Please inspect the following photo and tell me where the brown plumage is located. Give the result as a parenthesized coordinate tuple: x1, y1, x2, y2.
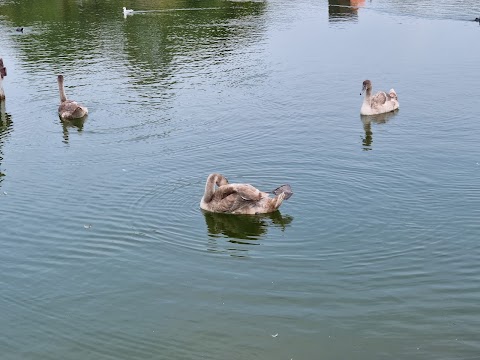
(362, 80, 392, 105)
(360, 79, 399, 115)
(200, 173, 292, 215)
(57, 75, 88, 120)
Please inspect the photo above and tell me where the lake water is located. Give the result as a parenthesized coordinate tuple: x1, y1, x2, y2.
(1, 0, 480, 359)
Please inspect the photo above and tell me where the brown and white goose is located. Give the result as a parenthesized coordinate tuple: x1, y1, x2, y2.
(57, 75, 88, 120)
(360, 79, 399, 115)
(200, 173, 292, 215)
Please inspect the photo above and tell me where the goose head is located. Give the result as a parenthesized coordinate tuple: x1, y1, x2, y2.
(360, 79, 372, 95)
(208, 173, 229, 189)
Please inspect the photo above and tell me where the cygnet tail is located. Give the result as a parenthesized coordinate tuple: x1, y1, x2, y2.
(272, 184, 293, 200)
(389, 88, 397, 100)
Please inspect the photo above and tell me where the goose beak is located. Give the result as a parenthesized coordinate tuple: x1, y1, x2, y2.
(360, 85, 366, 95)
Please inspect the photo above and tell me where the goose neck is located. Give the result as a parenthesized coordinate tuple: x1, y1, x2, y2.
(58, 76, 67, 102)
(203, 174, 218, 203)
(363, 88, 372, 103)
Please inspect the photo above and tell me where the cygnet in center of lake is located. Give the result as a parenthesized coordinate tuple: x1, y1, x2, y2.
(360, 79, 399, 115)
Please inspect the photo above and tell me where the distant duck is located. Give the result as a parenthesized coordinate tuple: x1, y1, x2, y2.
(200, 173, 292, 215)
(16, 27, 23, 32)
(360, 79, 399, 115)
(123, 7, 134, 15)
(57, 75, 88, 120)
(475, 17, 480, 22)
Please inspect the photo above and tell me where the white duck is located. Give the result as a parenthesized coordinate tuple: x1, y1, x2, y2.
(57, 75, 88, 120)
(123, 7, 134, 16)
(360, 79, 399, 115)
(200, 173, 293, 215)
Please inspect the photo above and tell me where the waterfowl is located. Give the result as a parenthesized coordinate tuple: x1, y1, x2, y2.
(123, 7, 134, 15)
(57, 75, 88, 120)
(0, 58, 6, 101)
(475, 18, 480, 22)
(16, 27, 23, 32)
(360, 79, 399, 115)
(200, 173, 293, 215)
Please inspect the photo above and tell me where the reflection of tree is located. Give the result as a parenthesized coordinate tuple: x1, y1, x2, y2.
(59, 117, 86, 145)
(122, 0, 267, 85)
(0, 101, 13, 186)
(328, 0, 365, 22)
(2, 0, 112, 65)
(360, 110, 398, 150)
(2, 0, 267, 82)
(202, 210, 293, 242)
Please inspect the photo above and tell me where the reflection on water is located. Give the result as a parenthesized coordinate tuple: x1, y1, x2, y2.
(360, 110, 398, 150)
(203, 210, 293, 258)
(121, 1, 267, 87)
(329, 0, 365, 22)
(202, 210, 293, 241)
(2, 0, 267, 87)
(59, 117, 86, 144)
(368, 0, 480, 21)
(0, 101, 13, 186)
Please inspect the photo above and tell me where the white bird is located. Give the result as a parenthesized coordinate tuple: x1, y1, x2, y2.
(123, 7, 134, 16)
(360, 79, 399, 115)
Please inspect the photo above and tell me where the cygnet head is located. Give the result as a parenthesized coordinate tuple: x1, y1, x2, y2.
(360, 79, 372, 95)
(216, 176, 228, 187)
